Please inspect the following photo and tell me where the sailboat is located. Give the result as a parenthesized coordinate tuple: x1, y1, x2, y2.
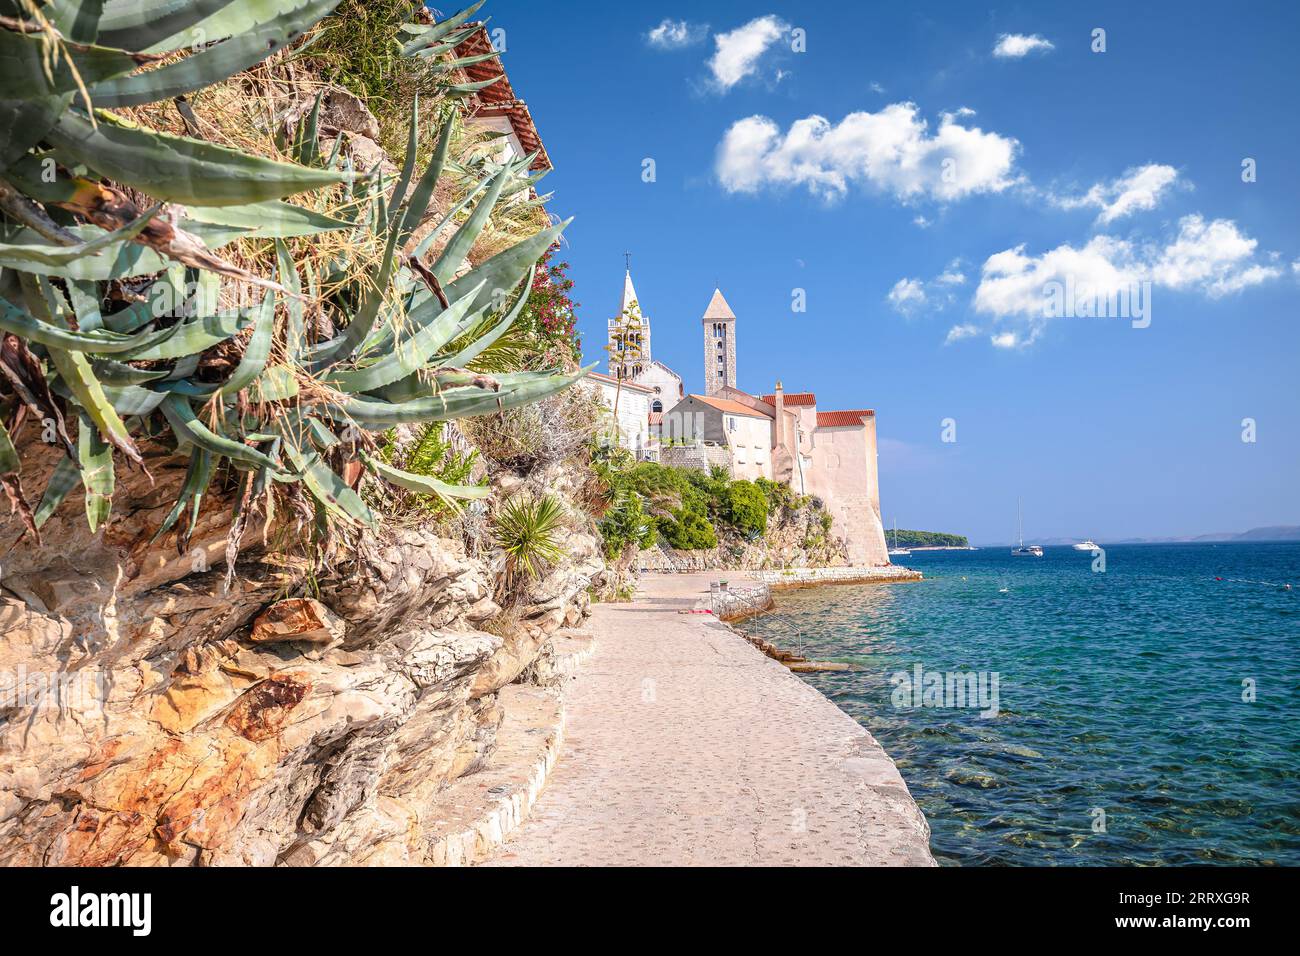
(1012, 498, 1043, 556)
(888, 518, 911, 558)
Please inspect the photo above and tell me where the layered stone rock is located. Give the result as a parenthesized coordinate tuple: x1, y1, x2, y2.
(0, 438, 604, 866)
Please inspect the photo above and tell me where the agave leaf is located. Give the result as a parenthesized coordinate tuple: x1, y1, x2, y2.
(160, 394, 284, 472)
(0, 295, 184, 354)
(362, 450, 488, 503)
(101, 382, 169, 416)
(273, 240, 306, 358)
(89, 0, 341, 107)
(327, 366, 591, 427)
(251, 364, 299, 401)
(326, 280, 485, 394)
(96, 0, 237, 51)
(163, 0, 335, 53)
(0, 417, 18, 474)
(427, 169, 510, 286)
(436, 217, 569, 321)
(151, 447, 213, 544)
(118, 307, 254, 360)
(33, 455, 81, 529)
(0, 28, 143, 100)
(47, 346, 142, 463)
(421, 50, 499, 72)
(0, 94, 70, 173)
(47, 1, 108, 44)
(445, 76, 504, 95)
(400, 0, 485, 54)
(90, 358, 169, 386)
(0, 221, 247, 280)
(388, 95, 420, 225)
(47, 110, 349, 207)
(183, 199, 350, 237)
(218, 291, 274, 396)
(281, 438, 376, 529)
(307, 202, 403, 367)
(77, 411, 114, 532)
(397, 113, 454, 243)
(437, 273, 530, 369)
(0, 204, 160, 266)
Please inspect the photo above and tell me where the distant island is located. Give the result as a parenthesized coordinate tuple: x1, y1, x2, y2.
(976, 525, 1300, 547)
(891, 529, 970, 548)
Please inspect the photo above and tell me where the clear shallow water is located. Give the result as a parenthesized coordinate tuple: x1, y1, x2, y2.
(756, 543, 1300, 865)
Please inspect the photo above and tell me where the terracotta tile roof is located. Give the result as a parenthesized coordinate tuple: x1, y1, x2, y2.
(587, 371, 654, 393)
(687, 394, 772, 418)
(647, 412, 663, 425)
(453, 25, 551, 172)
(760, 392, 817, 407)
(816, 409, 875, 427)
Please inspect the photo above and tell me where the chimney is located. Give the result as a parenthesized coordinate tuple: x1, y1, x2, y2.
(773, 380, 786, 452)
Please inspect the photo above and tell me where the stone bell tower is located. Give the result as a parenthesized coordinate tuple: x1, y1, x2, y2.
(702, 288, 736, 396)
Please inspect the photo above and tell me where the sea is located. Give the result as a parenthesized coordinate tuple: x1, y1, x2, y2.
(754, 542, 1300, 865)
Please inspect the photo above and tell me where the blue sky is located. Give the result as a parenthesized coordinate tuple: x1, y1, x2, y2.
(481, 0, 1299, 542)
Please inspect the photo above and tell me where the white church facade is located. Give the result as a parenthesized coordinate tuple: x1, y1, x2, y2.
(595, 268, 890, 566)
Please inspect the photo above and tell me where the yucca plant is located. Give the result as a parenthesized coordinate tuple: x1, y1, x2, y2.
(0, 0, 589, 553)
(493, 493, 565, 590)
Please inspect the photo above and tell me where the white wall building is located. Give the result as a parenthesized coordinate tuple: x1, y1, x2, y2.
(584, 372, 653, 453)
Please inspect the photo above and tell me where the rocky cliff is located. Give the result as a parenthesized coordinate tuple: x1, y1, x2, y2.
(0, 436, 605, 866)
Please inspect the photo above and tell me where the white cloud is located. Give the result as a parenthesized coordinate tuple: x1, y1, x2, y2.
(888, 277, 928, 314)
(647, 19, 708, 49)
(993, 33, 1055, 58)
(944, 324, 979, 344)
(1052, 164, 1181, 225)
(913, 215, 932, 228)
(1151, 214, 1279, 295)
(890, 261, 968, 317)
(716, 102, 1020, 202)
(708, 15, 788, 90)
(967, 215, 1282, 343)
(936, 262, 967, 286)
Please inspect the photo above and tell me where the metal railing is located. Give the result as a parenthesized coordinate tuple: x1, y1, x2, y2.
(709, 583, 805, 657)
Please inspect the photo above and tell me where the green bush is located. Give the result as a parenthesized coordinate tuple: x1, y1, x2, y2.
(659, 507, 718, 550)
(723, 481, 768, 536)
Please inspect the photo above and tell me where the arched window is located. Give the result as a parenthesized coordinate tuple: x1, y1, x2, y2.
(651, 399, 663, 413)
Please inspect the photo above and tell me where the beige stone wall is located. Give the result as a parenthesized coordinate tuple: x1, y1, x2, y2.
(724, 412, 772, 481)
(703, 320, 736, 395)
(808, 421, 889, 566)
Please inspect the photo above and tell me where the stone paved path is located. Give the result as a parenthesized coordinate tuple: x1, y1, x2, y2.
(484, 573, 934, 866)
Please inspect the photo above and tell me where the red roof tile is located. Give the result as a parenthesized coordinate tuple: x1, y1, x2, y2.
(452, 25, 551, 172)
(648, 412, 663, 425)
(761, 392, 817, 407)
(816, 409, 874, 427)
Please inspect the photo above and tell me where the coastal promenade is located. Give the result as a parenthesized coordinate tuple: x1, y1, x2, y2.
(484, 572, 934, 866)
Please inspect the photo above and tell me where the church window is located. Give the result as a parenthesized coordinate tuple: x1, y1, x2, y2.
(652, 400, 663, 413)
(728, 417, 736, 432)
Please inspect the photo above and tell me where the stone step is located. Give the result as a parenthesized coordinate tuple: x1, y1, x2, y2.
(424, 684, 565, 867)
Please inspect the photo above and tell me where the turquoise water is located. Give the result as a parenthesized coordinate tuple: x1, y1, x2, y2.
(756, 543, 1300, 865)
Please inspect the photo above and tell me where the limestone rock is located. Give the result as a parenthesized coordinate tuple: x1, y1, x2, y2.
(251, 599, 344, 645)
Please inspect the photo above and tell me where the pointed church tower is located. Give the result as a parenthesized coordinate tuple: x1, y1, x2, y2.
(701, 288, 736, 395)
(607, 269, 650, 378)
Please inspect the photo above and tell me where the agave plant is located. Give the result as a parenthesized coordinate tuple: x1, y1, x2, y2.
(493, 493, 566, 589)
(0, 0, 588, 552)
